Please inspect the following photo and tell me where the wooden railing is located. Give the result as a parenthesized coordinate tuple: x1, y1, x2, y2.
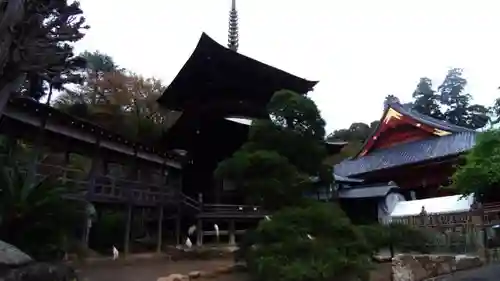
(5, 160, 269, 214)
(181, 193, 201, 212)
(7, 161, 177, 206)
(199, 203, 267, 218)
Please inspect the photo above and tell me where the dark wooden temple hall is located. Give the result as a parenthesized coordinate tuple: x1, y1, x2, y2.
(0, 0, 350, 254)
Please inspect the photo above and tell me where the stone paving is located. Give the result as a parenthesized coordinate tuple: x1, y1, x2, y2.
(449, 263, 500, 281)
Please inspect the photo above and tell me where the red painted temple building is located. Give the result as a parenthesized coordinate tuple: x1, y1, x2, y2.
(334, 99, 477, 200)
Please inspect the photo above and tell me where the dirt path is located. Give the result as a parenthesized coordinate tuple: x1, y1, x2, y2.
(77, 259, 234, 281)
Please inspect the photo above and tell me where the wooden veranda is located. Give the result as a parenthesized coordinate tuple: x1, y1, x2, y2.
(0, 97, 268, 253)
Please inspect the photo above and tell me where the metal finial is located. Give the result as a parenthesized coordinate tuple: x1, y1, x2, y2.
(228, 0, 239, 51)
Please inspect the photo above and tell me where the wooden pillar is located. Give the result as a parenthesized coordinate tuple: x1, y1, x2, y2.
(124, 148, 139, 257)
(175, 171, 183, 245)
(82, 138, 100, 248)
(156, 205, 164, 253)
(228, 220, 236, 245)
(156, 162, 168, 252)
(196, 192, 203, 246)
(124, 204, 133, 256)
(61, 142, 71, 184)
(196, 219, 203, 246)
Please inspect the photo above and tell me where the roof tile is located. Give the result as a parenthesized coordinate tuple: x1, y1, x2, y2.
(334, 131, 476, 177)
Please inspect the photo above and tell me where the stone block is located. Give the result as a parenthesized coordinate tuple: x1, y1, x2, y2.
(392, 254, 482, 281)
(188, 271, 201, 279)
(454, 255, 482, 271)
(157, 273, 188, 281)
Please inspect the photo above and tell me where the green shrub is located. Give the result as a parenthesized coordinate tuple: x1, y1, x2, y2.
(239, 203, 373, 281)
(0, 164, 84, 260)
(359, 223, 435, 255)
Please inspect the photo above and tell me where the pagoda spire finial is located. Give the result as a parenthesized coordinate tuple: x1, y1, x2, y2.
(228, 0, 239, 51)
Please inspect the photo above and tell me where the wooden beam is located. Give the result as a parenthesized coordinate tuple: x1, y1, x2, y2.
(196, 192, 203, 246)
(124, 204, 133, 256)
(124, 149, 139, 256)
(203, 229, 246, 236)
(156, 205, 164, 253)
(3, 106, 181, 168)
(228, 220, 236, 245)
(175, 175, 182, 245)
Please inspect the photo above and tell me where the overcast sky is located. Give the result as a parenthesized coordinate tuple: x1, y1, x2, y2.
(75, 0, 500, 132)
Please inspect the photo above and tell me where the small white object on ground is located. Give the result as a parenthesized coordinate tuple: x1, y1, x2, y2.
(214, 224, 219, 238)
(112, 246, 119, 260)
(185, 237, 193, 248)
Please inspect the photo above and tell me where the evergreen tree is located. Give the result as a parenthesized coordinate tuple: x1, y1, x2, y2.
(438, 68, 488, 129)
(412, 77, 443, 119)
(0, 0, 87, 110)
(215, 90, 331, 209)
(411, 68, 488, 129)
(219, 90, 374, 281)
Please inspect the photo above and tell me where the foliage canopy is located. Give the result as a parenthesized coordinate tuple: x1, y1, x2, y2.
(215, 90, 331, 209)
(240, 203, 373, 281)
(452, 129, 500, 201)
(0, 161, 85, 260)
(54, 51, 180, 143)
(411, 68, 489, 129)
(0, 0, 88, 106)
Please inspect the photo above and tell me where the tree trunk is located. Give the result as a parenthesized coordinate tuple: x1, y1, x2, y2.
(0, 0, 27, 115)
(0, 74, 26, 114)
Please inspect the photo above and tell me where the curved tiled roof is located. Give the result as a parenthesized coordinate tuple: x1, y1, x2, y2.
(353, 101, 474, 158)
(391, 103, 475, 133)
(334, 131, 476, 177)
(157, 33, 317, 111)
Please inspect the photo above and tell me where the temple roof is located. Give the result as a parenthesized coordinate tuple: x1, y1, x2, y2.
(157, 33, 317, 112)
(335, 131, 476, 177)
(355, 101, 474, 158)
(338, 183, 399, 199)
(334, 174, 364, 183)
(390, 103, 475, 133)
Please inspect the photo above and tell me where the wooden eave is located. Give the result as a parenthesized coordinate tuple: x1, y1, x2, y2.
(157, 33, 317, 112)
(4, 97, 183, 168)
(355, 103, 472, 158)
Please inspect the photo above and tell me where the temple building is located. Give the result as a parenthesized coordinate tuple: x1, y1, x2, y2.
(157, 0, 346, 206)
(334, 98, 477, 202)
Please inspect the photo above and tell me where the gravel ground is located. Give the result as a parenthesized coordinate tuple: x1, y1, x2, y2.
(77, 258, 500, 281)
(77, 259, 234, 281)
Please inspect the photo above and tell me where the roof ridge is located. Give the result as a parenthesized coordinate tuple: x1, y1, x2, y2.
(350, 131, 476, 161)
(390, 102, 476, 133)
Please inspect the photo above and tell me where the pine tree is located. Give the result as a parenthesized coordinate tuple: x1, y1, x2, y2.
(438, 68, 488, 129)
(412, 77, 443, 119)
(0, 0, 88, 109)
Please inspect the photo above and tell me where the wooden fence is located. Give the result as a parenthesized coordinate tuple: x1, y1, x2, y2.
(389, 202, 500, 261)
(390, 206, 480, 255)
